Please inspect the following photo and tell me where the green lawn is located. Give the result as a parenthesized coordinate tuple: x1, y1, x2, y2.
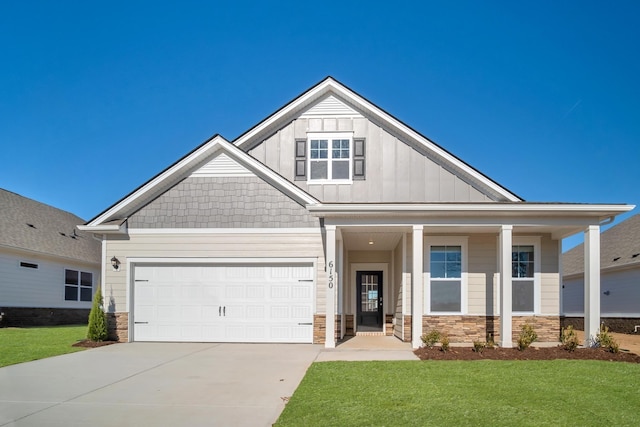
(0, 325, 87, 367)
(275, 360, 640, 426)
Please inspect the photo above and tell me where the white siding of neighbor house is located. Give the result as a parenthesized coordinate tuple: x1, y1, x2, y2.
(563, 267, 640, 317)
(0, 247, 100, 309)
(104, 231, 326, 314)
(249, 117, 495, 203)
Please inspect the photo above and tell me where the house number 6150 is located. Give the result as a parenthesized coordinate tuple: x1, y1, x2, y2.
(328, 261, 334, 289)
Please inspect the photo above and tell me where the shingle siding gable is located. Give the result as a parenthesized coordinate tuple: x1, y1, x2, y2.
(128, 176, 318, 228)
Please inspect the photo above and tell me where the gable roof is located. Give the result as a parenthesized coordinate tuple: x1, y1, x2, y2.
(563, 213, 640, 277)
(83, 135, 319, 228)
(0, 189, 100, 264)
(233, 76, 523, 202)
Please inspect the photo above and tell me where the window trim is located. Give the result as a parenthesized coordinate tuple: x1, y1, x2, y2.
(425, 236, 468, 315)
(64, 268, 94, 302)
(511, 236, 541, 315)
(307, 132, 353, 183)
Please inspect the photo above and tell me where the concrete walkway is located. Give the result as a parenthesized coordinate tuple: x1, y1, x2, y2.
(317, 335, 419, 361)
(0, 339, 418, 427)
(576, 330, 640, 355)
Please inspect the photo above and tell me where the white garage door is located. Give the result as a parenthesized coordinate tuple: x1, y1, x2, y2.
(133, 263, 314, 343)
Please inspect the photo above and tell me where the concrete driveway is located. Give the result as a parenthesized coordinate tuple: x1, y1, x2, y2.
(0, 343, 322, 427)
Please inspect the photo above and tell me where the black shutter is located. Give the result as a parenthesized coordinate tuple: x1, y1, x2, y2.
(294, 138, 307, 180)
(353, 138, 365, 180)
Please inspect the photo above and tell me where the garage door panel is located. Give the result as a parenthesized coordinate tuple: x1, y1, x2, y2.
(133, 263, 314, 343)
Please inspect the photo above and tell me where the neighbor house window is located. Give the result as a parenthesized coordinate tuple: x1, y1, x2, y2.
(428, 238, 467, 313)
(65, 269, 93, 302)
(308, 133, 352, 181)
(511, 239, 540, 313)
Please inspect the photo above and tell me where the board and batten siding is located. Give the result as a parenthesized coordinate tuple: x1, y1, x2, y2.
(104, 232, 326, 313)
(248, 117, 494, 203)
(0, 248, 99, 309)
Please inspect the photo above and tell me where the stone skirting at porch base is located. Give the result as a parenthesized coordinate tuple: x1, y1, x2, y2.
(422, 315, 561, 343)
(107, 312, 129, 342)
(561, 317, 640, 334)
(404, 315, 412, 342)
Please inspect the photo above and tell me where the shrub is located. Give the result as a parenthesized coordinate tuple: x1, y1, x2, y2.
(596, 325, 619, 353)
(440, 334, 450, 352)
(472, 341, 486, 354)
(421, 330, 441, 348)
(517, 323, 537, 351)
(561, 325, 579, 352)
(87, 287, 108, 342)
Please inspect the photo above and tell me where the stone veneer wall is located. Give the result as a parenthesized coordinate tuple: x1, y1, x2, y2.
(313, 314, 326, 344)
(561, 317, 640, 334)
(422, 315, 561, 343)
(385, 314, 394, 335)
(107, 312, 129, 342)
(0, 307, 90, 327)
(345, 315, 354, 336)
(403, 315, 412, 343)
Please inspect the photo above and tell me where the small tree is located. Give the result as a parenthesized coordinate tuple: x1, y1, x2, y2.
(87, 287, 108, 342)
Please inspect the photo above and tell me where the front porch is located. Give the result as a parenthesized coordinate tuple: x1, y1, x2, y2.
(318, 214, 608, 349)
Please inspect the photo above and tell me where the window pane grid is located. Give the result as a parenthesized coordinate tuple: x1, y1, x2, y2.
(512, 245, 534, 278)
(430, 245, 461, 278)
(309, 137, 351, 180)
(65, 269, 93, 302)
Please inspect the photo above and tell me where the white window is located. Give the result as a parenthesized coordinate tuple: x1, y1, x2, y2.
(65, 269, 93, 302)
(512, 237, 540, 314)
(426, 237, 468, 314)
(308, 133, 352, 181)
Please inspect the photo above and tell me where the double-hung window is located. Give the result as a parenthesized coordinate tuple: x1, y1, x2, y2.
(65, 269, 93, 302)
(511, 238, 540, 313)
(428, 238, 467, 313)
(308, 133, 352, 181)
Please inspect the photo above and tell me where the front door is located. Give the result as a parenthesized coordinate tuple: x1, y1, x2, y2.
(356, 271, 383, 332)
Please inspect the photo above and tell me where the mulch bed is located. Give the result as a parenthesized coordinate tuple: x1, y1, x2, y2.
(414, 345, 640, 363)
(72, 339, 119, 348)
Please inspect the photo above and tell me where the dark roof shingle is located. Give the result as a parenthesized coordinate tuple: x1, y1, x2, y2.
(563, 213, 640, 276)
(0, 189, 100, 265)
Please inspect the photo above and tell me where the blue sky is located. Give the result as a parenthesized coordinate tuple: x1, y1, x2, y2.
(1, 1, 638, 250)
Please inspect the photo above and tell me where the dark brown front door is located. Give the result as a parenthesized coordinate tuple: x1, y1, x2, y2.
(356, 271, 383, 332)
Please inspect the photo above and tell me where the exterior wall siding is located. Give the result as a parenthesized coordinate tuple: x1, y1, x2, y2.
(0, 248, 99, 310)
(128, 176, 318, 229)
(248, 118, 495, 203)
(563, 267, 640, 317)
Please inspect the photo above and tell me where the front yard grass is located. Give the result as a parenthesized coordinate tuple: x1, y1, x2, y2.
(275, 360, 640, 426)
(0, 325, 87, 367)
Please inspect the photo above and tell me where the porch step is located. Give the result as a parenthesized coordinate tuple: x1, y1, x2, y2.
(356, 331, 386, 337)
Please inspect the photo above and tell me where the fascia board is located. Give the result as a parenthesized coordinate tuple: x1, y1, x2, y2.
(87, 135, 228, 226)
(77, 222, 126, 234)
(217, 139, 319, 206)
(307, 203, 635, 217)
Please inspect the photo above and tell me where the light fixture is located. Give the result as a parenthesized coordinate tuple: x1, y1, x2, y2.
(603, 290, 610, 296)
(368, 237, 374, 245)
(111, 256, 120, 271)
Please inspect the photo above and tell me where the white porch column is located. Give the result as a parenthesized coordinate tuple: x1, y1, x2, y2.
(584, 225, 601, 343)
(499, 225, 513, 348)
(325, 225, 337, 348)
(412, 225, 424, 349)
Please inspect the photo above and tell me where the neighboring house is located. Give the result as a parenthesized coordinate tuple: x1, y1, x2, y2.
(0, 189, 101, 326)
(79, 77, 633, 347)
(563, 213, 640, 333)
